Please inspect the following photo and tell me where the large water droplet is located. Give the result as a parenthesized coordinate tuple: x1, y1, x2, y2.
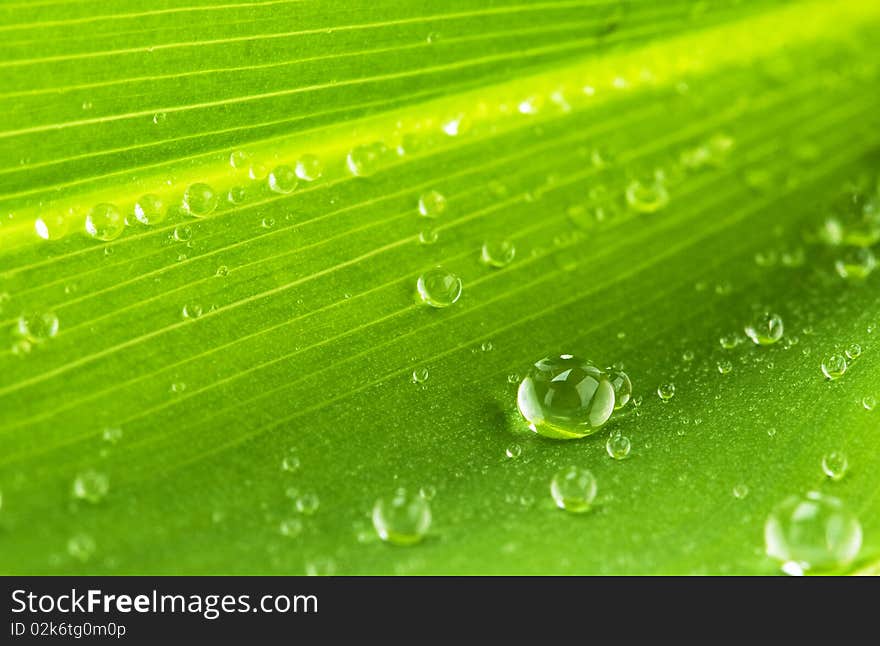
(85, 203, 124, 241)
(550, 466, 597, 512)
(834, 247, 876, 279)
(372, 489, 432, 546)
(182, 183, 218, 217)
(416, 267, 462, 308)
(35, 212, 69, 240)
(744, 312, 784, 346)
(134, 194, 167, 225)
(268, 165, 298, 194)
(517, 355, 615, 439)
(821, 354, 847, 380)
(764, 492, 862, 574)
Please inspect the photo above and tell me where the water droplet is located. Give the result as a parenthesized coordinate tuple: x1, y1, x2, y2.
(719, 334, 740, 349)
(417, 190, 447, 218)
(821, 451, 848, 481)
(295, 493, 320, 515)
(606, 368, 631, 409)
(182, 183, 218, 217)
(605, 432, 631, 460)
(505, 444, 522, 459)
(417, 229, 438, 245)
(16, 311, 59, 342)
(717, 359, 733, 374)
(744, 312, 784, 346)
(862, 395, 876, 411)
(657, 382, 676, 402)
(416, 267, 462, 308)
(261, 217, 276, 228)
(506, 373, 520, 385)
(835, 247, 876, 279)
(227, 186, 247, 204)
(248, 161, 268, 181)
(11, 338, 31, 357)
(764, 492, 862, 573)
(182, 303, 203, 319)
(418, 485, 436, 501)
(346, 142, 388, 177)
(625, 178, 669, 213)
(821, 354, 847, 380)
(845, 343, 861, 360)
(279, 518, 304, 538)
(372, 490, 431, 546)
(215, 265, 229, 277)
(732, 483, 750, 499)
(426, 31, 440, 44)
(170, 381, 186, 393)
(134, 194, 166, 225)
(156, 217, 180, 238)
(281, 450, 301, 473)
(550, 466, 597, 513)
(35, 212, 69, 240)
(295, 154, 323, 182)
(102, 427, 122, 444)
(229, 150, 251, 169)
(85, 203, 124, 241)
(411, 367, 429, 384)
(72, 470, 109, 503)
(268, 165, 298, 194)
(681, 349, 695, 362)
(67, 533, 97, 562)
(480, 239, 516, 268)
(517, 355, 615, 439)
(152, 112, 167, 125)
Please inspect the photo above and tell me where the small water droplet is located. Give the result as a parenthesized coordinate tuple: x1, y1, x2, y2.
(16, 311, 59, 342)
(215, 265, 229, 277)
(417, 229, 438, 245)
(295, 154, 323, 182)
(506, 373, 520, 384)
(480, 239, 516, 268)
(170, 381, 186, 393)
(372, 490, 431, 545)
(416, 267, 462, 308)
(418, 485, 436, 501)
(411, 367, 429, 384)
(744, 312, 784, 346)
(862, 395, 876, 411)
(607, 368, 631, 409)
(67, 533, 97, 562)
(517, 355, 615, 438)
(72, 470, 109, 503)
(550, 466, 597, 513)
(505, 444, 522, 459)
(417, 190, 447, 218)
(821, 354, 847, 380)
(281, 450, 301, 473)
(261, 217, 276, 228)
(230, 150, 251, 169)
(182, 303, 203, 319)
(605, 432, 631, 460)
(845, 343, 861, 360)
(719, 334, 740, 349)
(295, 493, 320, 515)
(279, 518, 304, 538)
(732, 483, 750, 499)
(152, 112, 167, 125)
(624, 177, 669, 213)
(764, 491, 861, 573)
(85, 203, 124, 241)
(717, 359, 733, 374)
(834, 247, 876, 280)
(35, 212, 69, 240)
(182, 183, 218, 217)
(821, 451, 848, 481)
(173, 225, 192, 242)
(102, 427, 123, 444)
(657, 382, 676, 402)
(268, 165, 298, 194)
(346, 142, 388, 177)
(227, 186, 247, 204)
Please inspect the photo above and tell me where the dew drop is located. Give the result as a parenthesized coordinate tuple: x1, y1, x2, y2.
(182, 303, 203, 319)
(624, 178, 669, 213)
(229, 150, 251, 169)
(67, 533, 97, 562)
(764, 491, 861, 573)
(281, 450, 301, 473)
(834, 247, 876, 280)
(411, 367, 429, 384)
(227, 186, 247, 204)
(295, 493, 320, 515)
(173, 224, 192, 242)
(717, 359, 733, 374)
(268, 165, 298, 194)
(417, 190, 447, 218)
(657, 382, 676, 402)
(862, 395, 876, 411)
(16, 311, 59, 342)
(550, 466, 597, 513)
(719, 334, 740, 349)
(248, 162, 268, 181)
(416, 267, 462, 308)
(821, 451, 848, 481)
(505, 444, 522, 459)
(418, 229, 438, 245)
(606, 368, 632, 409)
(732, 483, 750, 499)
(279, 518, 304, 538)
(215, 265, 229, 277)
(72, 470, 109, 503)
(346, 142, 388, 177)
(85, 203, 124, 241)
(507, 373, 520, 385)
(134, 194, 166, 225)
(262, 217, 276, 228)
(295, 154, 323, 182)
(605, 432, 631, 460)
(418, 485, 436, 501)
(845, 343, 861, 360)
(152, 112, 167, 125)
(35, 212, 69, 240)
(480, 239, 516, 268)
(102, 427, 123, 444)
(744, 312, 784, 346)
(517, 355, 615, 439)
(372, 489, 432, 546)
(821, 354, 847, 380)
(182, 183, 218, 217)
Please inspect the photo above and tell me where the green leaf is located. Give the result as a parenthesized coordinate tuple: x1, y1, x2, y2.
(1, 0, 879, 574)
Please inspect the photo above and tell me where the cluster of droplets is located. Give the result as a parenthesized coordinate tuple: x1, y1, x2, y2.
(812, 178, 880, 281)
